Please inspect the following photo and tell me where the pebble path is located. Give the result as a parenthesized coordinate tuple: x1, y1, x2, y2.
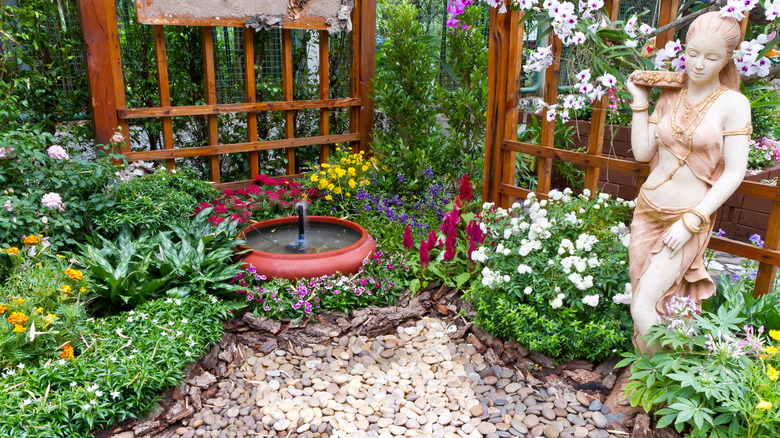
(173, 318, 625, 438)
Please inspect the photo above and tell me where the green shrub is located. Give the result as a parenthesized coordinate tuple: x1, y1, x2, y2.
(0, 128, 117, 250)
(92, 167, 218, 237)
(0, 293, 229, 437)
(78, 209, 242, 312)
(372, 0, 445, 188)
(465, 190, 635, 362)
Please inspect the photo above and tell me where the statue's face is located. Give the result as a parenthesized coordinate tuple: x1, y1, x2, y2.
(684, 34, 731, 86)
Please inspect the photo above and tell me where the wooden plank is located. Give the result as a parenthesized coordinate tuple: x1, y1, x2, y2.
(153, 25, 176, 169)
(499, 183, 548, 202)
(358, 0, 376, 154)
(654, 0, 679, 49)
(537, 35, 562, 194)
(124, 133, 360, 160)
(283, 29, 296, 175)
(483, 6, 511, 203)
(709, 236, 780, 268)
(117, 98, 362, 119)
(503, 140, 650, 176)
(214, 174, 306, 192)
(76, 0, 129, 152)
(349, 0, 361, 151)
(244, 27, 259, 178)
(499, 9, 523, 209)
(754, 177, 780, 296)
(319, 30, 330, 163)
(202, 26, 220, 183)
(583, 0, 619, 192)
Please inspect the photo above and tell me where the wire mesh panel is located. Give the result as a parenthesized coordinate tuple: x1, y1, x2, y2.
(618, 0, 660, 27)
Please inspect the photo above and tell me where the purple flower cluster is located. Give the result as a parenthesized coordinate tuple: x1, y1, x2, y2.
(447, 0, 474, 30)
(353, 180, 450, 232)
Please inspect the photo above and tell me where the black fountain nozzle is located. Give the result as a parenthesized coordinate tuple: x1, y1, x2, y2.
(285, 203, 309, 253)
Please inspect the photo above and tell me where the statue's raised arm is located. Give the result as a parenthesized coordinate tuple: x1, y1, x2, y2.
(625, 11, 752, 354)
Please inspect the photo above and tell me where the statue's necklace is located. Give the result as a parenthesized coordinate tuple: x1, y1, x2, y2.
(644, 85, 727, 191)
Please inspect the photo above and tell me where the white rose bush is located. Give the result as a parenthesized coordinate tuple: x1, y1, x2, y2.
(465, 189, 635, 361)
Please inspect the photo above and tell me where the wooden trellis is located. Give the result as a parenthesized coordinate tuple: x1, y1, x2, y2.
(77, 0, 376, 186)
(483, 0, 780, 296)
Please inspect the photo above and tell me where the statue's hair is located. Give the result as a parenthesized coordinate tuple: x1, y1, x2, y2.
(686, 11, 741, 91)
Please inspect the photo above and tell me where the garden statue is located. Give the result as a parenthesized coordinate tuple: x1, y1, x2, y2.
(626, 11, 752, 354)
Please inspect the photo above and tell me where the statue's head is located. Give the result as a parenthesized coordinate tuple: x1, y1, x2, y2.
(685, 11, 742, 90)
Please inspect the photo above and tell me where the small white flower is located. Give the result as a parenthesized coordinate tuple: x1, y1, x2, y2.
(58, 359, 66, 366)
(111, 391, 120, 399)
(17, 363, 24, 369)
(581, 294, 601, 307)
(70, 382, 77, 387)
(95, 390, 104, 397)
(21, 398, 32, 407)
(87, 384, 98, 392)
(524, 287, 533, 295)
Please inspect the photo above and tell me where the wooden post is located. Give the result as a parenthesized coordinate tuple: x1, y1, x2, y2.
(358, 0, 376, 154)
(319, 30, 331, 163)
(349, 0, 362, 153)
(498, 10, 524, 209)
(202, 27, 220, 183)
(583, 0, 620, 193)
(153, 25, 176, 169)
(536, 35, 562, 195)
(483, 4, 511, 203)
(754, 178, 780, 297)
(77, 0, 129, 152)
(283, 29, 296, 175)
(244, 27, 259, 178)
(654, 0, 679, 49)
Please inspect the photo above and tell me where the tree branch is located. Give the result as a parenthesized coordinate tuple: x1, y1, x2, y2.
(646, 0, 727, 40)
(742, 63, 780, 84)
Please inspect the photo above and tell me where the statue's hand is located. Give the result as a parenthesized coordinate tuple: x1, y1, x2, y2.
(663, 220, 692, 258)
(626, 71, 650, 105)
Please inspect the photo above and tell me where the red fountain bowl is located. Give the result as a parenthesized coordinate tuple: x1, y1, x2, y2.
(236, 216, 376, 280)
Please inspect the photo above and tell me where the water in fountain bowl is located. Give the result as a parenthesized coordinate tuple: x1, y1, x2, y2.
(244, 221, 362, 254)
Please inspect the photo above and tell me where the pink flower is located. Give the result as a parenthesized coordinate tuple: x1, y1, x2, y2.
(0, 147, 14, 159)
(41, 192, 64, 210)
(111, 132, 125, 144)
(47, 145, 70, 160)
(419, 240, 430, 267)
(3, 199, 11, 212)
(427, 231, 437, 250)
(402, 224, 414, 249)
(459, 174, 473, 202)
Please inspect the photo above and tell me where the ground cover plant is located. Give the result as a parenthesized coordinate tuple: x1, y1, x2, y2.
(465, 189, 635, 362)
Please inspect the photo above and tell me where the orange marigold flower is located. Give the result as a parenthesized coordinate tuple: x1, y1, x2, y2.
(13, 298, 24, 305)
(13, 324, 25, 333)
(6, 247, 19, 255)
(23, 235, 40, 245)
(65, 268, 83, 281)
(36, 307, 43, 315)
(7, 311, 28, 326)
(61, 285, 71, 294)
(0, 305, 7, 314)
(61, 344, 74, 359)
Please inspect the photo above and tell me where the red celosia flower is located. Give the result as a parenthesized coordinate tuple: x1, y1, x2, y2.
(419, 239, 430, 267)
(427, 231, 437, 250)
(459, 174, 472, 202)
(403, 225, 414, 249)
(443, 241, 455, 261)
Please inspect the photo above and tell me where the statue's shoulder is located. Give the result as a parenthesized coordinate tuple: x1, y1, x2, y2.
(720, 88, 750, 107)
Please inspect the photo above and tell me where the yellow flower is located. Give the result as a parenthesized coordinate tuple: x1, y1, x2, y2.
(13, 298, 24, 305)
(766, 346, 778, 356)
(65, 268, 83, 281)
(79, 287, 86, 293)
(56, 254, 65, 258)
(0, 305, 6, 314)
(767, 365, 779, 381)
(757, 400, 773, 411)
(23, 235, 40, 245)
(333, 187, 342, 195)
(770, 329, 780, 341)
(13, 324, 25, 333)
(345, 192, 351, 197)
(327, 183, 335, 191)
(61, 285, 71, 294)
(6, 247, 19, 255)
(335, 147, 341, 151)
(36, 307, 43, 315)
(320, 163, 330, 168)
(310, 174, 319, 182)
(43, 313, 57, 328)
(362, 165, 369, 172)
(348, 179, 356, 188)
(348, 167, 356, 176)
(325, 195, 333, 201)
(7, 311, 28, 326)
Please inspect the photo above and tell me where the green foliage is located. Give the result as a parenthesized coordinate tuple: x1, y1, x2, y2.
(373, 0, 446, 188)
(77, 209, 242, 311)
(0, 128, 118, 249)
(618, 298, 780, 438)
(0, 294, 229, 437)
(0, 245, 90, 369)
(93, 168, 218, 237)
(439, 5, 489, 194)
(743, 81, 780, 141)
(465, 190, 635, 362)
(703, 273, 780, 333)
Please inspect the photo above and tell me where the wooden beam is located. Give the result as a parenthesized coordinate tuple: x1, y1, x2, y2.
(502, 140, 650, 176)
(349, 0, 362, 151)
(483, 5, 511, 203)
(124, 133, 361, 161)
(654, 0, 680, 50)
(754, 176, 780, 297)
(537, 35, 562, 194)
(202, 26, 220, 183)
(117, 98, 362, 119)
(499, 9, 524, 209)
